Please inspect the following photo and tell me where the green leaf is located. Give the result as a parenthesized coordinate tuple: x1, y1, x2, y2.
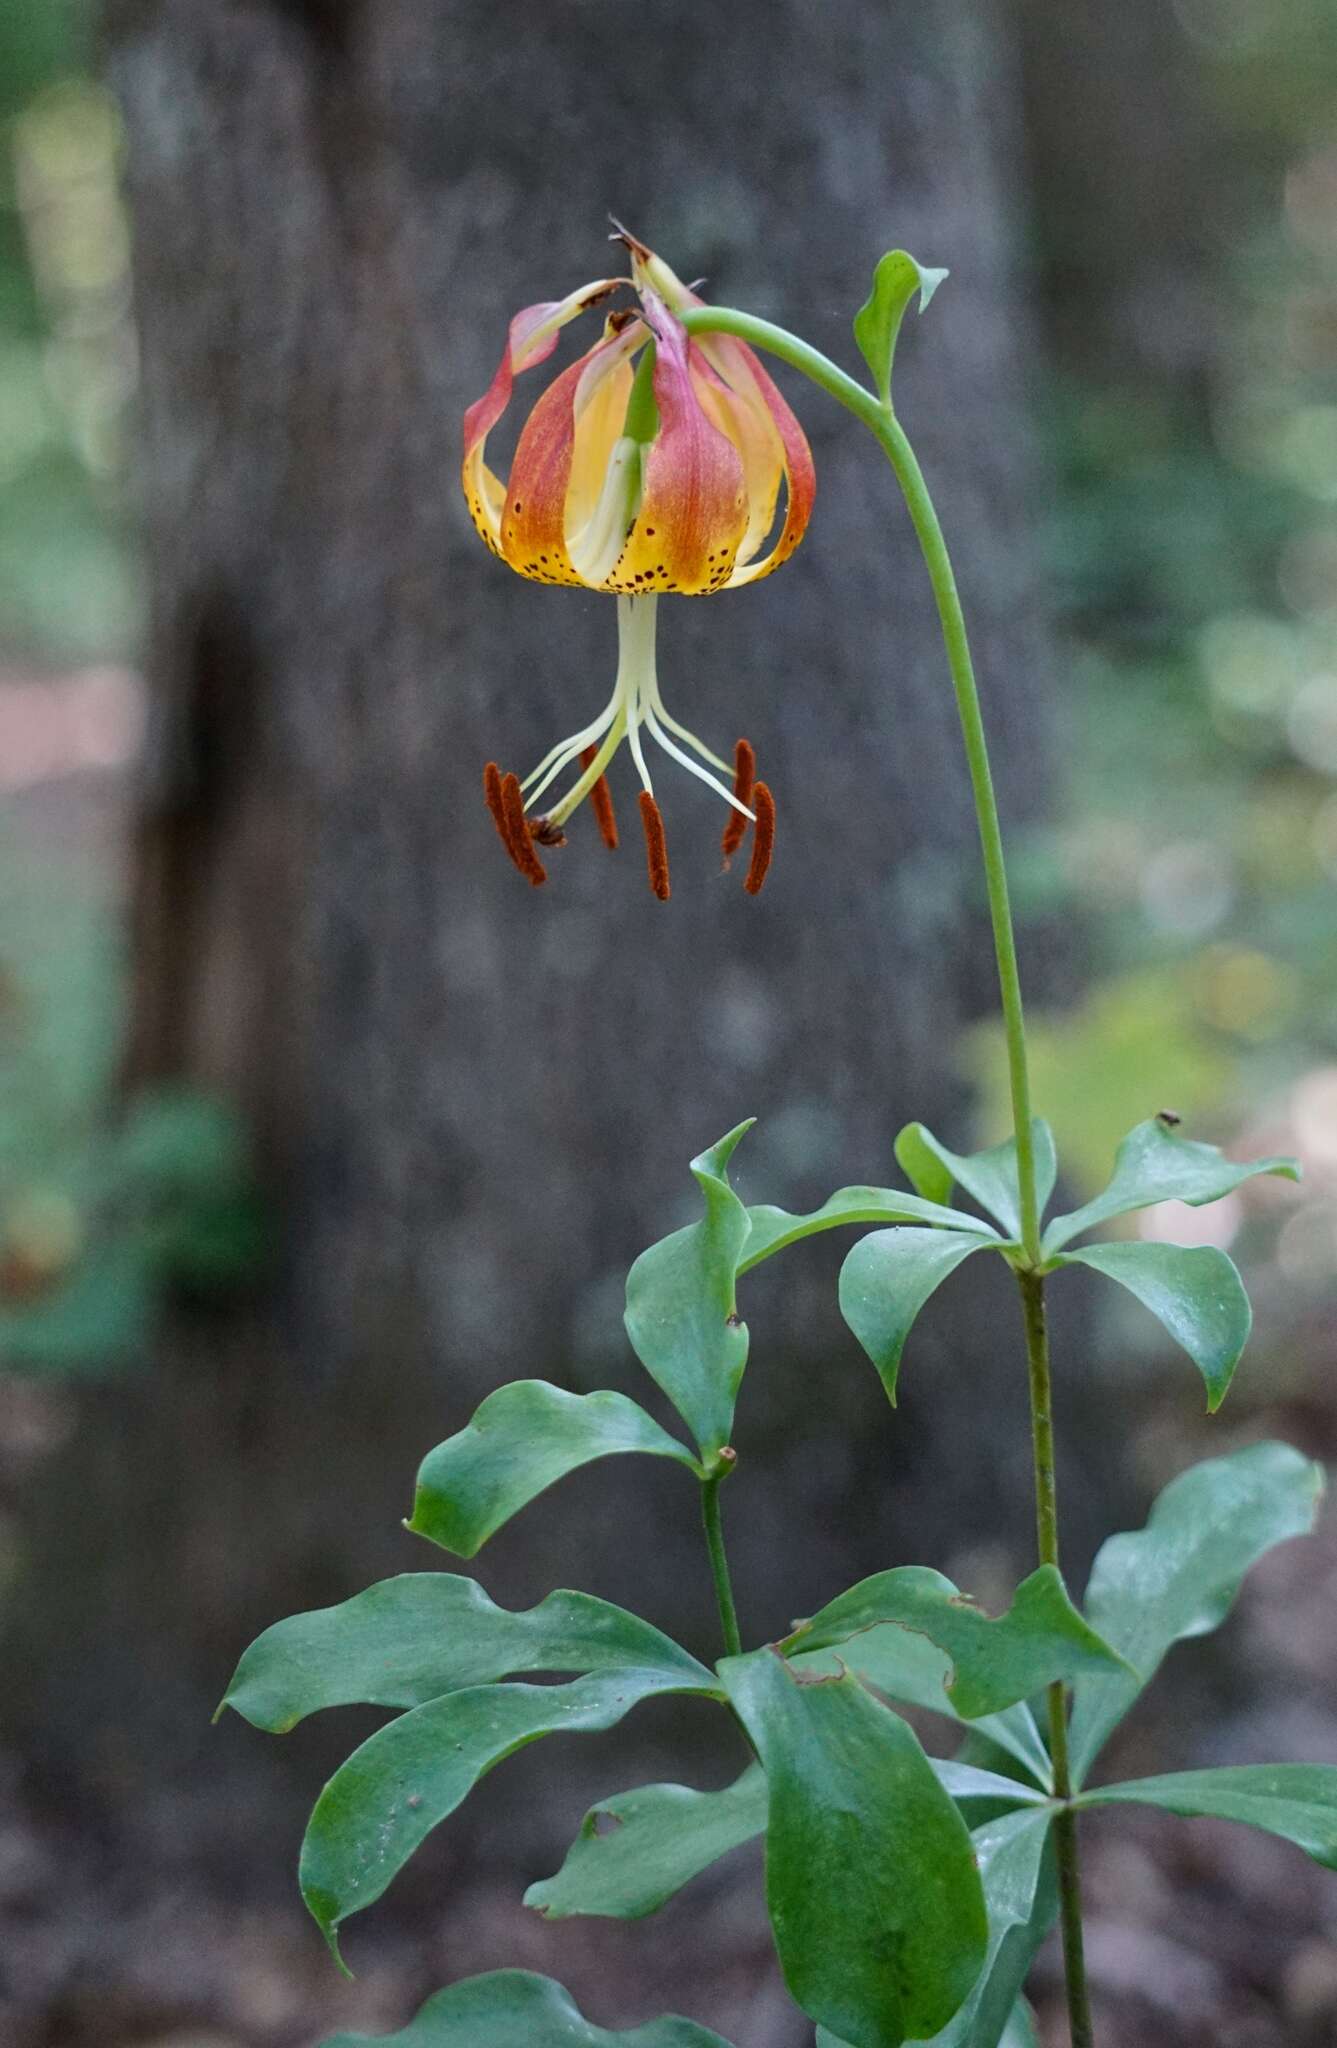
(838, 1229, 996, 1401)
(1043, 1117, 1298, 1256)
(739, 1187, 998, 1273)
(1069, 1440, 1324, 1784)
(1076, 1765, 1337, 1868)
(623, 1123, 753, 1459)
(521, 1759, 1037, 1934)
(781, 1563, 1130, 1719)
(924, 1808, 1056, 2048)
(931, 1760, 1050, 1819)
(300, 1667, 722, 1962)
(1057, 1240, 1251, 1410)
(894, 1124, 956, 1208)
(407, 1383, 699, 1557)
(792, 1626, 1051, 1788)
(317, 1971, 734, 2047)
(891, 1123, 1057, 1242)
(525, 1764, 766, 1921)
(721, 1650, 987, 2048)
(853, 250, 950, 406)
(219, 1575, 714, 1733)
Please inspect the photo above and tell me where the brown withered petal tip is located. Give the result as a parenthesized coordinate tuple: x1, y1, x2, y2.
(580, 745, 620, 851)
(638, 791, 671, 901)
(744, 781, 775, 896)
(720, 738, 757, 863)
(500, 770, 547, 886)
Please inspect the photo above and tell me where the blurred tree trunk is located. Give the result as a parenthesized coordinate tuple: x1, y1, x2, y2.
(10, 0, 1074, 1893)
(1017, 1, 1237, 394)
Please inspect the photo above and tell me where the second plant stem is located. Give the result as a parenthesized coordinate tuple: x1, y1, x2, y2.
(683, 303, 1095, 2045)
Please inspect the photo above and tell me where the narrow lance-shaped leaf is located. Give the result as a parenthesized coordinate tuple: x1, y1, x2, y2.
(853, 250, 950, 406)
(1069, 1440, 1324, 1784)
(1075, 1765, 1337, 1869)
(624, 1122, 753, 1459)
(525, 1764, 767, 1921)
(219, 1574, 713, 1733)
(1044, 1116, 1298, 1256)
(782, 1563, 1130, 1720)
(894, 1121, 1058, 1242)
(721, 1649, 987, 2048)
(318, 1970, 736, 2048)
(301, 1666, 722, 1965)
(407, 1382, 699, 1558)
(924, 1807, 1056, 2048)
(839, 1228, 989, 1403)
(1057, 1240, 1252, 1411)
(740, 1186, 999, 1273)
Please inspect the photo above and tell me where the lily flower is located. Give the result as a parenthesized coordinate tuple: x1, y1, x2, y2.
(463, 234, 814, 899)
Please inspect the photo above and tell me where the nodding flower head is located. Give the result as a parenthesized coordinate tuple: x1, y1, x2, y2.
(463, 231, 815, 900)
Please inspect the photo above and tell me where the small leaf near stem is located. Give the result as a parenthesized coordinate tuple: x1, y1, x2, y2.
(853, 249, 950, 408)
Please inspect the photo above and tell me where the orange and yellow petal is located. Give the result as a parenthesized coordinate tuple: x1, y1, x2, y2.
(501, 322, 646, 588)
(689, 344, 785, 572)
(698, 334, 816, 588)
(565, 321, 645, 538)
(598, 293, 747, 597)
(461, 279, 624, 557)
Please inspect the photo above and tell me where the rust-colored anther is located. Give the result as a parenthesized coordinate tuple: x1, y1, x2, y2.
(580, 745, 620, 850)
(500, 770, 547, 886)
(744, 781, 775, 896)
(720, 737, 756, 864)
(638, 791, 671, 901)
(483, 760, 512, 846)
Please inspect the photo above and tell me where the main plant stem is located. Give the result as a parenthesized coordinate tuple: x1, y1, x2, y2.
(701, 1474, 743, 1659)
(683, 304, 1095, 2044)
(1019, 1269, 1092, 2048)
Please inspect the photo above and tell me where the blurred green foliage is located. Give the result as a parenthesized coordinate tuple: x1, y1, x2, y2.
(0, 0, 140, 662)
(977, 3, 1337, 1245)
(0, 5, 259, 1374)
(0, 816, 265, 1371)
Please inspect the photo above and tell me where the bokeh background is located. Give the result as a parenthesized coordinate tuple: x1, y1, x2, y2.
(4, 3, 1337, 2044)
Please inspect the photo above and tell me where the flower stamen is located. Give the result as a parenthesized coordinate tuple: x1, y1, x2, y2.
(721, 739, 757, 862)
(501, 769, 548, 886)
(580, 745, 619, 849)
(744, 780, 775, 895)
(638, 791, 671, 900)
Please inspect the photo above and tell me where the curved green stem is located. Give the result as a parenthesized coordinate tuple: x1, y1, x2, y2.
(681, 306, 1040, 1259)
(701, 1474, 742, 1659)
(683, 302, 1091, 2039)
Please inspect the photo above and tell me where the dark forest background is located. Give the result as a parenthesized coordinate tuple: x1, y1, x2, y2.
(4, 3, 1337, 2044)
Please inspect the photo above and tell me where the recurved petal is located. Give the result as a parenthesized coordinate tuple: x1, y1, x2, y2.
(565, 320, 646, 539)
(599, 292, 747, 597)
(703, 336, 815, 587)
(461, 279, 624, 555)
(500, 322, 651, 588)
(689, 344, 784, 572)
(463, 280, 625, 456)
(498, 355, 590, 587)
